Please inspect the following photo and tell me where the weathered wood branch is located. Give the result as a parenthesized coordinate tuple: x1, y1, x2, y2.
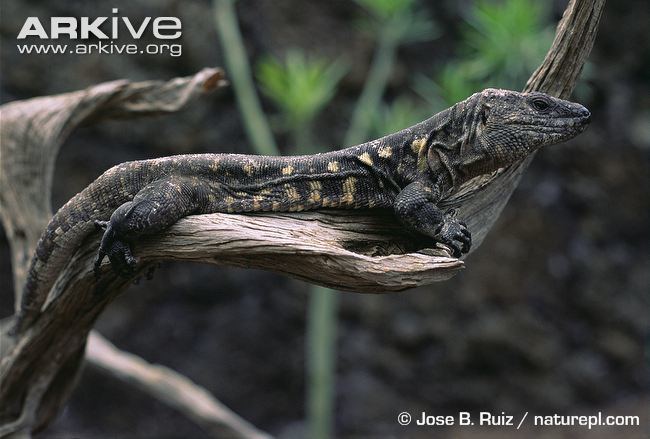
(0, 0, 605, 436)
(0, 68, 273, 439)
(87, 333, 272, 439)
(0, 67, 228, 307)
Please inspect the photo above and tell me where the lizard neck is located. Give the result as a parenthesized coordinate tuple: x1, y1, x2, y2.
(418, 96, 496, 190)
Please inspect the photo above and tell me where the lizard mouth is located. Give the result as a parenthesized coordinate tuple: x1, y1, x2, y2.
(510, 109, 591, 147)
(560, 113, 591, 133)
(561, 104, 591, 129)
(540, 107, 591, 135)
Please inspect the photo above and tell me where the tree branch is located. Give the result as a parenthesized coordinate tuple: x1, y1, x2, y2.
(0, 68, 273, 438)
(86, 333, 272, 439)
(0, 67, 228, 308)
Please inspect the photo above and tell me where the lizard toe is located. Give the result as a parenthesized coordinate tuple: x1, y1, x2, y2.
(105, 239, 138, 277)
(436, 217, 472, 257)
(440, 239, 463, 258)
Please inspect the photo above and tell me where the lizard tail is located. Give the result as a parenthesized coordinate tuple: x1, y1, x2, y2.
(11, 164, 146, 335)
(11, 204, 101, 334)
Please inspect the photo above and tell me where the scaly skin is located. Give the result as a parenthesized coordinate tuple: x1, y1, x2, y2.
(14, 89, 590, 333)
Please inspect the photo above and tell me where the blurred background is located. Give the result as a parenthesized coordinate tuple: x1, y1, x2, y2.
(1, 0, 648, 437)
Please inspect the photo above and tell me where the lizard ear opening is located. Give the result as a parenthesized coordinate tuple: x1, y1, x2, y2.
(428, 111, 455, 150)
(480, 104, 490, 125)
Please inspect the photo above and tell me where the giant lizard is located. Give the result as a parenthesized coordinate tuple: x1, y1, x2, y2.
(13, 88, 591, 333)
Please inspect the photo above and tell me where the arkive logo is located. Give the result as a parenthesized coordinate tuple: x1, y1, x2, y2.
(17, 8, 182, 40)
(16, 8, 183, 57)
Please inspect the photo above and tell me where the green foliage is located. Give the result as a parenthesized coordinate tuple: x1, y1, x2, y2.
(462, 0, 553, 86)
(257, 51, 347, 137)
(354, 0, 414, 19)
(414, 63, 477, 112)
(370, 96, 430, 137)
(214, 0, 278, 155)
(345, 0, 437, 146)
(354, 0, 438, 43)
(416, 0, 553, 108)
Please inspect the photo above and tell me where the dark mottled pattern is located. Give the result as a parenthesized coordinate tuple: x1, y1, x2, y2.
(13, 89, 591, 333)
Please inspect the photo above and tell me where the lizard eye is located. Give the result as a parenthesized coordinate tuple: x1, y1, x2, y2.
(531, 97, 551, 112)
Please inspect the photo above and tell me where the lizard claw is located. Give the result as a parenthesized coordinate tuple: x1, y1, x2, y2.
(95, 222, 138, 278)
(436, 210, 472, 258)
(104, 240, 138, 277)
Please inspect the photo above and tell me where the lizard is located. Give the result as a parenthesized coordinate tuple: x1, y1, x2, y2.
(12, 88, 590, 334)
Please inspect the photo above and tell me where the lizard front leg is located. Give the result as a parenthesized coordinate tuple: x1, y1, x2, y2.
(394, 181, 471, 257)
(95, 176, 207, 277)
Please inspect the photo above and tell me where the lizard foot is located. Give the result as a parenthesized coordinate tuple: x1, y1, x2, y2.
(94, 223, 138, 278)
(435, 209, 472, 258)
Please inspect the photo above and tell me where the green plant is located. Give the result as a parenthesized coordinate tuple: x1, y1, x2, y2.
(255, 49, 346, 439)
(355, 0, 438, 45)
(346, 0, 438, 146)
(257, 51, 347, 149)
(213, 0, 278, 155)
(370, 96, 431, 138)
(415, 62, 478, 111)
(306, 285, 338, 439)
(416, 0, 553, 108)
(462, 0, 553, 87)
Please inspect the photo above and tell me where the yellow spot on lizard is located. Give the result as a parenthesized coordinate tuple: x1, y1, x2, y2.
(309, 180, 322, 204)
(284, 184, 300, 202)
(252, 195, 264, 210)
(225, 195, 236, 213)
(358, 152, 373, 166)
(411, 137, 427, 154)
(243, 161, 256, 175)
(289, 203, 305, 212)
(327, 161, 340, 172)
(378, 146, 393, 158)
(341, 176, 357, 205)
(281, 165, 295, 175)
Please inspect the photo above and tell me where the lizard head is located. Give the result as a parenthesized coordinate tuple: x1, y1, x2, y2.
(470, 88, 591, 165)
(423, 89, 590, 185)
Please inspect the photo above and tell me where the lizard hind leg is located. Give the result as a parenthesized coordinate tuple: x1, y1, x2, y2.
(94, 202, 141, 278)
(94, 176, 205, 278)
